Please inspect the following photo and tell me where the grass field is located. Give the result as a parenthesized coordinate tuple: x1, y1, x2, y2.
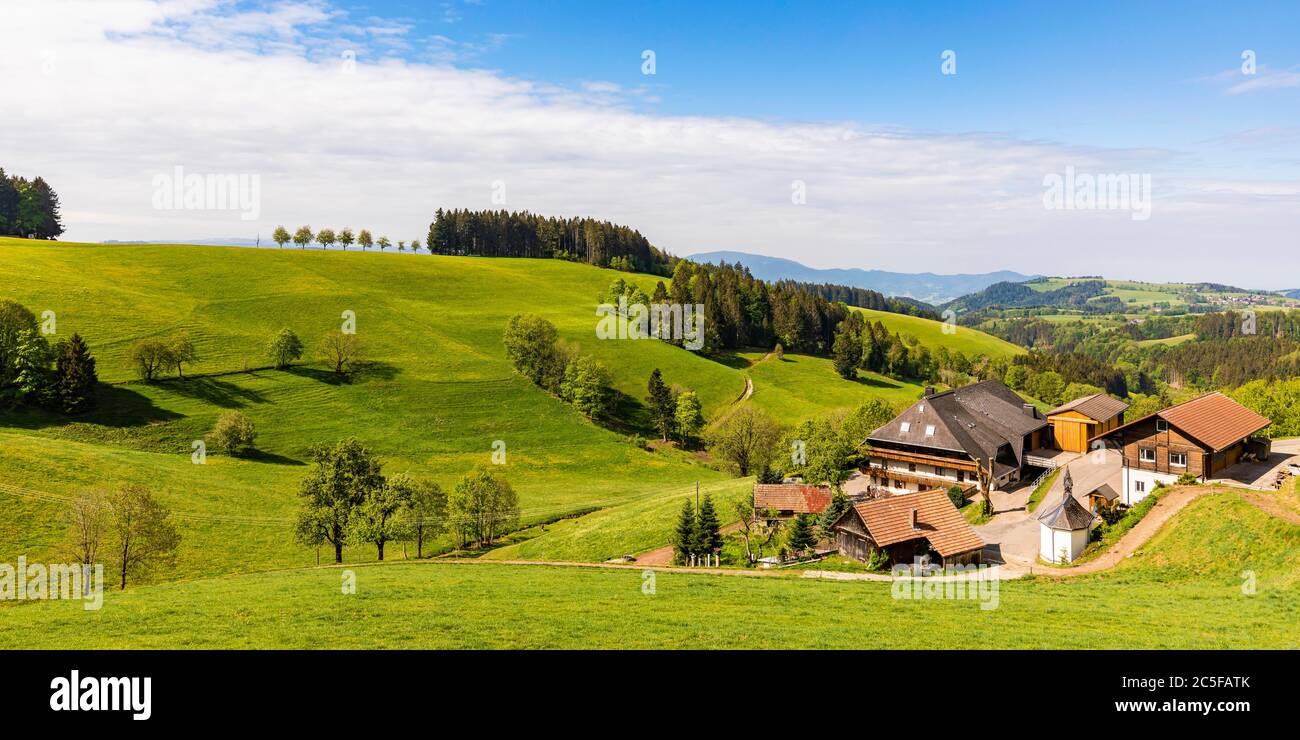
(2, 491, 1296, 649)
(852, 308, 1024, 359)
(0, 238, 1024, 581)
(0, 239, 756, 578)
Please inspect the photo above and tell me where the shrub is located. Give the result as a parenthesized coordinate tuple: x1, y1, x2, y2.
(266, 328, 304, 369)
(1176, 472, 1198, 486)
(946, 485, 965, 509)
(211, 411, 256, 456)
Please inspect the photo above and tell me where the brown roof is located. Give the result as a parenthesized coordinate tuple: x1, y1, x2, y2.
(1099, 392, 1270, 452)
(1046, 393, 1129, 422)
(838, 490, 984, 557)
(753, 484, 833, 514)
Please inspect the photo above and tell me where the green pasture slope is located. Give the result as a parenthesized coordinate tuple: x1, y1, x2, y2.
(2, 491, 1297, 648)
(0, 238, 1023, 575)
(1, 238, 750, 577)
(852, 308, 1024, 360)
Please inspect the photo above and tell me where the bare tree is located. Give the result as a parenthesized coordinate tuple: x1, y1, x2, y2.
(318, 330, 365, 375)
(65, 489, 110, 585)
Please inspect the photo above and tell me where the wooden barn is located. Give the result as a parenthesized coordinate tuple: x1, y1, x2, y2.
(1045, 393, 1129, 454)
(831, 489, 984, 568)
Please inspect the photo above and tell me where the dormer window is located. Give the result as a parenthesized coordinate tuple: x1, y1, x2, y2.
(918, 404, 925, 414)
(900, 422, 911, 433)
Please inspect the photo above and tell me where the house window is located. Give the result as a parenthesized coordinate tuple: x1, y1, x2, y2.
(900, 422, 911, 433)
(1139, 448, 1155, 463)
(908, 463, 917, 472)
(1135, 480, 1146, 493)
(924, 424, 935, 437)
(934, 466, 945, 477)
(957, 470, 965, 482)
(893, 480, 904, 490)
(1169, 452, 1187, 467)
(1156, 419, 1168, 433)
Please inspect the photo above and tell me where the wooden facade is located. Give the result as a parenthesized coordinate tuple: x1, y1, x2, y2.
(1048, 409, 1123, 454)
(1117, 416, 1210, 478)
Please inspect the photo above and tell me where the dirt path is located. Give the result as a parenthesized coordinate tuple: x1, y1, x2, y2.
(633, 520, 745, 566)
(1030, 485, 1214, 577)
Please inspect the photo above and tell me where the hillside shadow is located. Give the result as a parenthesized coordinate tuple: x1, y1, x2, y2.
(0, 383, 183, 431)
(706, 351, 754, 370)
(155, 376, 269, 408)
(853, 374, 905, 390)
(600, 389, 653, 436)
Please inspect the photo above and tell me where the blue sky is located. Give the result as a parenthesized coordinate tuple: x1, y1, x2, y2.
(365, 0, 1300, 157)
(5, 0, 1299, 285)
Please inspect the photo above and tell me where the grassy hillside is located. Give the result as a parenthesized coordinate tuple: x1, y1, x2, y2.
(2, 490, 1296, 648)
(852, 307, 1024, 360)
(0, 238, 755, 577)
(0, 238, 963, 579)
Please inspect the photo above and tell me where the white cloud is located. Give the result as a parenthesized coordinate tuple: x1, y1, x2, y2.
(1, 0, 1297, 287)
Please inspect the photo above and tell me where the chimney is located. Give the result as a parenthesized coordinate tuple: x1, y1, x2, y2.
(924, 386, 936, 398)
(1022, 403, 1036, 418)
(910, 508, 919, 530)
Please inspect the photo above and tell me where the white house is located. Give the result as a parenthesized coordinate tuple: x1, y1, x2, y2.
(1036, 469, 1095, 564)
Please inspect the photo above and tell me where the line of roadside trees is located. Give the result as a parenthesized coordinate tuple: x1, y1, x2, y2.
(270, 225, 423, 252)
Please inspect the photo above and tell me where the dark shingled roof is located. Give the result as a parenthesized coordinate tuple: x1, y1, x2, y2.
(1087, 483, 1119, 503)
(1046, 393, 1129, 422)
(865, 380, 1047, 471)
(1038, 491, 1095, 530)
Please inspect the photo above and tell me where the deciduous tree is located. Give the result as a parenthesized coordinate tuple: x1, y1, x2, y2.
(107, 484, 181, 589)
(294, 438, 386, 563)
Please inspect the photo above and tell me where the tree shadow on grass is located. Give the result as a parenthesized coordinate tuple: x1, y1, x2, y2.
(285, 361, 400, 386)
(705, 351, 754, 370)
(153, 376, 269, 409)
(0, 383, 183, 431)
(852, 374, 906, 390)
(236, 448, 306, 466)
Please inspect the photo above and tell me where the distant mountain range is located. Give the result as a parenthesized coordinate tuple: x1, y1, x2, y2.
(688, 250, 1034, 305)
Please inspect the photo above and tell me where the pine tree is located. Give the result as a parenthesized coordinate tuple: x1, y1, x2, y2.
(646, 368, 675, 441)
(787, 513, 816, 554)
(671, 499, 696, 564)
(818, 490, 850, 541)
(693, 494, 723, 556)
(54, 333, 97, 413)
(11, 329, 55, 405)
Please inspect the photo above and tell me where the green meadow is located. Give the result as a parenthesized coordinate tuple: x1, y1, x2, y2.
(0, 238, 1023, 581)
(852, 307, 1024, 359)
(2, 492, 1297, 649)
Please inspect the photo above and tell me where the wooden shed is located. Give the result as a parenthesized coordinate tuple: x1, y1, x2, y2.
(831, 489, 984, 568)
(1046, 393, 1129, 453)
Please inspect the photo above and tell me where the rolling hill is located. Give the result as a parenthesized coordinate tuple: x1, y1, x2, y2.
(688, 250, 1033, 305)
(0, 238, 1021, 577)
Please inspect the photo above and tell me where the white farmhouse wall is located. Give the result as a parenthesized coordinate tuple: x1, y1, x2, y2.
(1122, 467, 1176, 506)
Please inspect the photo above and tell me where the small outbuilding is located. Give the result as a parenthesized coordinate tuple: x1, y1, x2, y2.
(831, 489, 984, 568)
(1046, 393, 1129, 454)
(1037, 477, 1095, 564)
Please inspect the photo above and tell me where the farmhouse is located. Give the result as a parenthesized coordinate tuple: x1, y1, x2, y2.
(831, 489, 984, 568)
(861, 380, 1049, 494)
(1094, 392, 1271, 505)
(752, 483, 832, 523)
(1045, 393, 1128, 454)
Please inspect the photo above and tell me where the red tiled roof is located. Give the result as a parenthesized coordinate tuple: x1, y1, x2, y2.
(1100, 391, 1270, 452)
(844, 489, 984, 557)
(753, 484, 833, 514)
